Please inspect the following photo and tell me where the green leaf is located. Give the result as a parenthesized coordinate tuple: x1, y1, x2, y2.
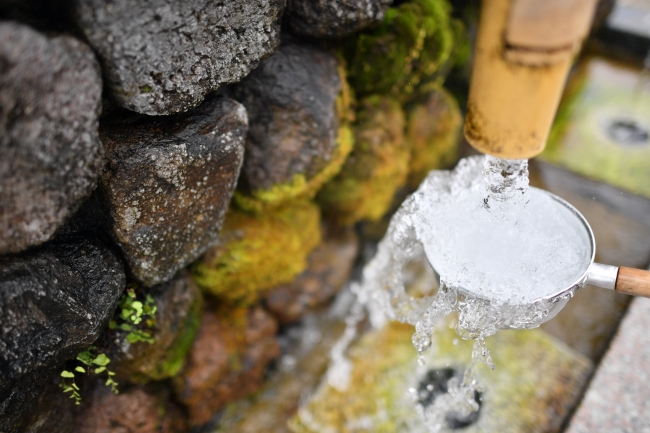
(108, 371, 116, 376)
(93, 353, 110, 366)
(94, 367, 106, 374)
(119, 323, 132, 331)
(71, 383, 79, 391)
(63, 387, 73, 393)
(75, 366, 86, 373)
(108, 321, 117, 330)
(61, 371, 74, 378)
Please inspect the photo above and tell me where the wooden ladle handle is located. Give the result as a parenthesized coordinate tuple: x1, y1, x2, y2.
(616, 267, 650, 297)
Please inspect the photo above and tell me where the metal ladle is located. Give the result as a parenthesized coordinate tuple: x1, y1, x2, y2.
(514, 190, 650, 324)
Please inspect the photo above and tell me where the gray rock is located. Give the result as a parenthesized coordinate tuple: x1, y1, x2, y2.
(286, 0, 392, 38)
(98, 96, 247, 286)
(0, 236, 125, 392)
(233, 41, 342, 193)
(72, 0, 285, 115)
(0, 22, 103, 255)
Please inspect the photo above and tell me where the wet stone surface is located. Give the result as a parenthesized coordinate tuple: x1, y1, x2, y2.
(233, 40, 349, 206)
(0, 22, 103, 255)
(172, 304, 280, 427)
(264, 227, 359, 324)
(290, 322, 592, 433)
(73, 381, 187, 433)
(99, 96, 247, 287)
(566, 297, 650, 433)
(0, 236, 125, 388)
(100, 272, 203, 383)
(285, 0, 392, 39)
(73, 0, 285, 115)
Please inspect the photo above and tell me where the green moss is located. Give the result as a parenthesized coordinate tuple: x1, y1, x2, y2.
(343, 0, 457, 102)
(150, 293, 203, 381)
(405, 87, 462, 188)
(233, 63, 355, 214)
(193, 201, 322, 304)
(318, 95, 409, 227)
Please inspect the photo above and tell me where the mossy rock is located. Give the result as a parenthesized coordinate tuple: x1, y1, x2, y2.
(342, 0, 457, 102)
(317, 95, 409, 227)
(232, 58, 355, 214)
(405, 87, 462, 188)
(290, 321, 592, 433)
(193, 201, 322, 304)
(542, 56, 650, 198)
(102, 273, 204, 383)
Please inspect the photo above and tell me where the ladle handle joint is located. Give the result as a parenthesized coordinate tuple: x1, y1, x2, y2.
(616, 267, 650, 298)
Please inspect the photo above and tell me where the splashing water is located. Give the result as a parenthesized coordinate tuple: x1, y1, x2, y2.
(333, 155, 592, 431)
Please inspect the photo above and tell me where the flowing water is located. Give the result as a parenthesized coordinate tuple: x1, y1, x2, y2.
(328, 155, 593, 431)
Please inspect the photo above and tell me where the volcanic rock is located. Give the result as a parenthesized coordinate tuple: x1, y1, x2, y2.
(0, 22, 103, 254)
(72, 0, 285, 115)
(0, 236, 125, 401)
(232, 40, 353, 211)
(98, 96, 247, 287)
(265, 227, 358, 324)
(285, 0, 392, 38)
(173, 305, 280, 426)
(73, 381, 187, 433)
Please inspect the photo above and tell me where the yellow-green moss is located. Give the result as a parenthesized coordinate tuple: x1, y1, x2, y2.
(192, 201, 322, 304)
(405, 87, 462, 188)
(318, 95, 409, 227)
(342, 0, 457, 102)
(233, 63, 355, 214)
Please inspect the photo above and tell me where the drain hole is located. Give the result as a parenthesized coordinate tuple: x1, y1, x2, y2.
(605, 119, 649, 146)
(417, 368, 482, 430)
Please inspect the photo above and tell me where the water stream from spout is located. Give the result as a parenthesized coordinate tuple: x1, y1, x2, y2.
(328, 155, 592, 432)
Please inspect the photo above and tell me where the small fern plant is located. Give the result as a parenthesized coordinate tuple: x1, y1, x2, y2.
(109, 286, 158, 344)
(59, 346, 118, 405)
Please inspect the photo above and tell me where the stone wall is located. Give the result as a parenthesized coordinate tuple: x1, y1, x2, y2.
(0, 1, 466, 431)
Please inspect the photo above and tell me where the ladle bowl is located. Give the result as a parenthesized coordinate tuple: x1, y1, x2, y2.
(427, 189, 650, 325)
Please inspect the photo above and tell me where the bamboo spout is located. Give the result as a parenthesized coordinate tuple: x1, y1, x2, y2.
(464, 0, 598, 159)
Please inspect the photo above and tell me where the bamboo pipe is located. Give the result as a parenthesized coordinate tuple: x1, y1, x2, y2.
(464, 0, 598, 159)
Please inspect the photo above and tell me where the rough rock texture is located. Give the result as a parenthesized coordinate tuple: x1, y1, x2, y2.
(232, 41, 353, 211)
(566, 297, 650, 433)
(343, 0, 458, 101)
(0, 22, 103, 255)
(0, 236, 125, 388)
(193, 201, 322, 304)
(318, 95, 408, 226)
(265, 227, 358, 324)
(0, 369, 75, 433)
(173, 305, 280, 426)
(73, 381, 187, 433)
(99, 96, 247, 287)
(285, 0, 392, 38)
(101, 273, 203, 383)
(73, 0, 285, 115)
(405, 88, 461, 188)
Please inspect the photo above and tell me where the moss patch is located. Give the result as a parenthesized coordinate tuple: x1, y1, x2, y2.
(342, 0, 457, 102)
(233, 63, 355, 214)
(405, 87, 462, 188)
(193, 201, 322, 304)
(317, 95, 409, 227)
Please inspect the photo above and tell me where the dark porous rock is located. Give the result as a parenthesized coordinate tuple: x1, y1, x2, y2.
(0, 236, 125, 388)
(73, 381, 187, 433)
(232, 40, 353, 210)
(0, 22, 103, 255)
(102, 272, 203, 383)
(0, 368, 75, 433)
(72, 0, 285, 115)
(173, 305, 280, 426)
(286, 0, 392, 38)
(265, 227, 359, 324)
(99, 96, 247, 287)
